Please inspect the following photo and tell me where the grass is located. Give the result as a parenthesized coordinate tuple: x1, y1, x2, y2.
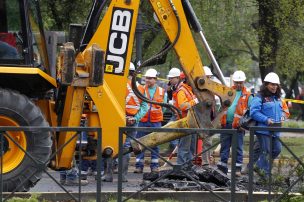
(283, 120, 304, 128)
(241, 136, 304, 157)
(109, 199, 181, 202)
(6, 194, 45, 202)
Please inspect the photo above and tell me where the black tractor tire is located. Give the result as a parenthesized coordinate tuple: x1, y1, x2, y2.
(0, 88, 52, 192)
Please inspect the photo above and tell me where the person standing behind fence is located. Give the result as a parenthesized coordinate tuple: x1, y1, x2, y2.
(217, 70, 252, 177)
(201, 66, 217, 166)
(250, 72, 290, 176)
(134, 68, 167, 174)
(122, 62, 148, 181)
(168, 67, 199, 168)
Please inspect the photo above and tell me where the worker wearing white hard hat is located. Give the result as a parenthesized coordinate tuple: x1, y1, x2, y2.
(124, 62, 148, 181)
(128, 62, 136, 78)
(202, 65, 218, 166)
(144, 68, 158, 78)
(134, 68, 167, 174)
(217, 70, 253, 177)
(167, 67, 198, 168)
(203, 66, 213, 77)
(166, 67, 182, 153)
(264, 72, 280, 84)
(167, 67, 181, 90)
(250, 72, 290, 175)
(167, 67, 181, 78)
(129, 62, 135, 71)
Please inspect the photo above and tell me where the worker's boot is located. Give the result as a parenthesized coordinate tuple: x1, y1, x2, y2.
(121, 154, 130, 182)
(217, 164, 228, 175)
(65, 178, 89, 186)
(235, 166, 242, 177)
(101, 157, 113, 182)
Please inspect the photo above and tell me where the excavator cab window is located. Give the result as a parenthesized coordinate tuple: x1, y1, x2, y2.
(27, 0, 49, 71)
(0, 0, 49, 72)
(0, 0, 25, 62)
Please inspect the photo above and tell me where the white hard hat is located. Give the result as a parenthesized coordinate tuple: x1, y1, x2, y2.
(232, 70, 246, 82)
(264, 72, 280, 84)
(144, 68, 158, 77)
(129, 62, 135, 71)
(153, 12, 160, 24)
(203, 66, 213, 76)
(167, 67, 181, 78)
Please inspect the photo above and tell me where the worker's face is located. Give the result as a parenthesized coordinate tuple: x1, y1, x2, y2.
(266, 82, 278, 94)
(145, 77, 157, 87)
(233, 81, 244, 91)
(169, 77, 179, 85)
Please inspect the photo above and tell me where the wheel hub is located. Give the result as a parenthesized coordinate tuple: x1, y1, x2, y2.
(0, 116, 27, 173)
(0, 134, 9, 157)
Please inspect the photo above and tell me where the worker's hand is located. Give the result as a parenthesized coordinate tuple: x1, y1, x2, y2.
(237, 126, 245, 132)
(126, 116, 136, 126)
(193, 98, 199, 104)
(267, 118, 274, 125)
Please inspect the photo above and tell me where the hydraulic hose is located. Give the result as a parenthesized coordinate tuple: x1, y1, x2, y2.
(131, 0, 182, 118)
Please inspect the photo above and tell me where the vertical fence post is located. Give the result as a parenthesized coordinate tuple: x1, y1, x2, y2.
(96, 128, 102, 202)
(117, 128, 124, 202)
(248, 129, 255, 202)
(268, 132, 273, 202)
(230, 130, 237, 202)
(0, 131, 3, 202)
(78, 131, 82, 202)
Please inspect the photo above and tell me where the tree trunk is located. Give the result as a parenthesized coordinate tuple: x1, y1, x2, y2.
(258, 0, 279, 80)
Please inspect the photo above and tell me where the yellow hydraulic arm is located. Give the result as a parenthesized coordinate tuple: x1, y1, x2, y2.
(130, 0, 236, 152)
(57, 0, 235, 165)
(149, 0, 235, 124)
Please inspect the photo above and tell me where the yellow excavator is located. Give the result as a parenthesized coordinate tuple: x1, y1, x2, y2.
(0, 0, 235, 191)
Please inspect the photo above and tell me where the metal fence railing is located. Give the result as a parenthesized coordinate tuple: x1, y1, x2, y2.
(117, 126, 304, 202)
(117, 127, 239, 202)
(248, 126, 304, 202)
(0, 126, 102, 202)
(1, 126, 303, 202)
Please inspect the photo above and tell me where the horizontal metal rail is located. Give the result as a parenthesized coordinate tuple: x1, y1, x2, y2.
(118, 127, 238, 202)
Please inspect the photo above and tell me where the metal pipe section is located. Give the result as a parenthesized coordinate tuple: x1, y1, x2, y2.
(198, 31, 228, 86)
(181, 0, 227, 86)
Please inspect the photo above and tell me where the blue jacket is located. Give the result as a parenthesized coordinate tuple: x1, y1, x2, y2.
(250, 94, 287, 137)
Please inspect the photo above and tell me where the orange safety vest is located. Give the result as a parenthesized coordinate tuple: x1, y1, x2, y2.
(125, 79, 144, 116)
(172, 82, 196, 118)
(221, 86, 251, 128)
(140, 85, 165, 122)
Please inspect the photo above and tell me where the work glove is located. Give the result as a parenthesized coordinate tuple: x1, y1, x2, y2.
(126, 116, 136, 126)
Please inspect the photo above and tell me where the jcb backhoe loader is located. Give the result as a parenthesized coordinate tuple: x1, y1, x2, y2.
(0, 0, 235, 192)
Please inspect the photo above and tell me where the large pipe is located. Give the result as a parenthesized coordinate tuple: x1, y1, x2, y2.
(130, 107, 202, 154)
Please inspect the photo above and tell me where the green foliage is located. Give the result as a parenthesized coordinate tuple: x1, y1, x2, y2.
(39, 0, 304, 91)
(7, 194, 46, 202)
(109, 199, 182, 202)
(192, 0, 259, 78)
(274, 0, 304, 90)
(39, 0, 93, 30)
(278, 195, 304, 202)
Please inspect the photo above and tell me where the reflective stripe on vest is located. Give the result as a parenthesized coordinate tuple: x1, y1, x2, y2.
(173, 82, 196, 118)
(232, 90, 251, 128)
(141, 86, 165, 122)
(221, 86, 251, 128)
(126, 80, 142, 116)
